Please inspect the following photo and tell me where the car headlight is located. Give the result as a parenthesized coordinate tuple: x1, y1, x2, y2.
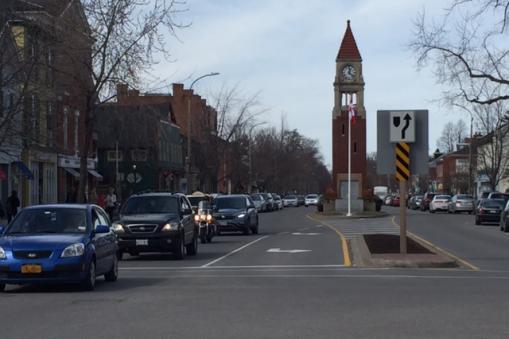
(0, 246, 6, 259)
(162, 222, 179, 231)
(206, 214, 212, 221)
(237, 213, 246, 219)
(194, 215, 200, 222)
(112, 223, 125, 233)
(61, 243, 85, 258)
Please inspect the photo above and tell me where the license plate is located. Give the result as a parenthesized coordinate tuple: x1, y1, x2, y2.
(490, 210, 498, 214)
(136, 239, 149, 246)
(21, 264, 42, 274)
(217, 220, 227, 226)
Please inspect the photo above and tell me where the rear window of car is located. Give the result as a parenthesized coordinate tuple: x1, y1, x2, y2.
(489, 193, 507, 200)
(285, 195, 297, 199)
(251, 195, 263, 201)
(435, 195, 450, 200)
(457, 195, 473, 200)
(482, 199, 505, 208)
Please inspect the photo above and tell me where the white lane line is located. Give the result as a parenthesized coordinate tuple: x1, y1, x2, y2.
(292, 232, 323, 236)
(120, 264, 344, 270)
(200, 235, 269, 268)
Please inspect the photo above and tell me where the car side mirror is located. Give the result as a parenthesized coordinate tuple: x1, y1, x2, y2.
(95, 225, 110, 234)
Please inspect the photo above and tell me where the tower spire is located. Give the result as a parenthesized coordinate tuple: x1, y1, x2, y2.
(336, 20, 362, 61)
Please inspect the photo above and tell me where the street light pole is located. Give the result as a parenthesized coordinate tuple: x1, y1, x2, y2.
(247, 122, 267, 194)
(186, 72, 220, 194)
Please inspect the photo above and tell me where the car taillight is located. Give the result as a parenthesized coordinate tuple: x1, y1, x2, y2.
(479, 208, 484, 214)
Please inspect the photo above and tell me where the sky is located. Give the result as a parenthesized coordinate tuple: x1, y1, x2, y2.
(155, 0, 466, 168)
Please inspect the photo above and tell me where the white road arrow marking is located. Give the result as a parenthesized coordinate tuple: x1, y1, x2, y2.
(291, 232, 322, 236)
(267, 248, 312, 254)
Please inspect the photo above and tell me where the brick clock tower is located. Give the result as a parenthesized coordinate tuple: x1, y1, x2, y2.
(332, 20, 367, 202)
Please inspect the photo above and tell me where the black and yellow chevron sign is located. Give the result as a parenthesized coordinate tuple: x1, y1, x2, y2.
(395, 142, 410, 182)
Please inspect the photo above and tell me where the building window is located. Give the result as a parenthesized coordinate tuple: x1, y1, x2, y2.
(342, 124, 345, 135)
(107, 150, 123, 162)
(47, 102, 54, 147)
(131, 149, 148, 162)
(456, 159, 469, 174)
(354, 142, 357, 153)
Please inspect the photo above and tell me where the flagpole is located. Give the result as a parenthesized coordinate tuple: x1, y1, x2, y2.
(347, 94, 352, 217)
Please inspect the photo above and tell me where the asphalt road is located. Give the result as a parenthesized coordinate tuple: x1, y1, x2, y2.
(2, 206, 509, 339)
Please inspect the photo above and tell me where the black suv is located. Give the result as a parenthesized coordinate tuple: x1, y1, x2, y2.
(112, 193, 198, 260)
(213, 195, 259, 235)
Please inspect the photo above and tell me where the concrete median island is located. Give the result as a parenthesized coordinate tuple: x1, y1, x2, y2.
(350, 234, 459, 268)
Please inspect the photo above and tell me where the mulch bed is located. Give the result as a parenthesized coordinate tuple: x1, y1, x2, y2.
(363, 234, 432, 254)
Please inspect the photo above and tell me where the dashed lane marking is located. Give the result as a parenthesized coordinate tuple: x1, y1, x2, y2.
(200, 235, 269, 268)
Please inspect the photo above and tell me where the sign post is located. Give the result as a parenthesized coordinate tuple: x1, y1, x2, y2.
(378, 110, 427, 255)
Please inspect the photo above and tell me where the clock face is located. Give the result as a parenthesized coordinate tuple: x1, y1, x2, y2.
(342, 65, 356, 81)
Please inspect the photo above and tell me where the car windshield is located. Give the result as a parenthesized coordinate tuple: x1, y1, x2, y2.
(187, 196, 207, 207)
(489, 193, 506, 200)
(122, 196, 179, 214)
(214, 197, 246, 210)
(6, 208, 88, 235)
(483, 200, 505, 208)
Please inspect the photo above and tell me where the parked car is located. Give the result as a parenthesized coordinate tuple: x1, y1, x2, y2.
(384, 195, 393, 206)
(113, 193, 198, 260)
(391, 196, 400, 207)
(213, 195, 259, 235)
(297, 195, 305, 206)
(273, 195, 283, 210)
(499, 201, 509, 232)
(305, 194, 319, 207)
(0, 204, 118, 291)
(260, 193, 275, 211)
(408, 195, 423, 210)
(282, 195, 298, 207)
(475, 199, 506, 225)
(448, 194, 475, 214)
(429, 195, 451, 213)
(420, 193, 437, 211)
(251, 193, 268, 212)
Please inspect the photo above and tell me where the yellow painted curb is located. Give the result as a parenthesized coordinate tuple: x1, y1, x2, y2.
(391, 216, 479, 271)
(307, 214, 352, 267)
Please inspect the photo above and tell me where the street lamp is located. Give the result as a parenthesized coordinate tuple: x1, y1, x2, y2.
(186, 72, 220, 194)
(132, 164, 137, 194)
(247, 122, 267, 194)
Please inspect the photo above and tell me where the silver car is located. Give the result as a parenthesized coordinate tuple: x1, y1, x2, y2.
(448, 194, 475, 214)
(251, 193, 267, 212)
(283, 195, 298, 207)
(305, 194, 319, 207)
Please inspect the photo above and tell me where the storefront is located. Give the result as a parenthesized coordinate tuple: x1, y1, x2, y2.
(26, 151, 58, 206)
(57, 154, 103, 202)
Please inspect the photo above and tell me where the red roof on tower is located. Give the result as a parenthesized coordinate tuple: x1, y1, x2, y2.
(336, 20, 362, 61)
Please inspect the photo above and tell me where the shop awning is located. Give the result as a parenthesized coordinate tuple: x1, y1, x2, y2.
(64, 168, 80, 178)
(13, 161, 34, 180)
(88, 169, 103, 180)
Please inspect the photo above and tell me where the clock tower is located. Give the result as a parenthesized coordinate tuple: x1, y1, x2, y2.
(332, 20, 367, 204)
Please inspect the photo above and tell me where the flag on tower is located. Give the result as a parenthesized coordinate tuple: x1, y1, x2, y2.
(348, 95, 357, 125)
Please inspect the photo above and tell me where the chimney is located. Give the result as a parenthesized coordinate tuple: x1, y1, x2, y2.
(128, 89, 140, 97)
(117, 84, 128, 101)
(172, 83, 184, 96)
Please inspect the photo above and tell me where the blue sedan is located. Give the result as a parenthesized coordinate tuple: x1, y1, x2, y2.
(0, 204, 118, 291)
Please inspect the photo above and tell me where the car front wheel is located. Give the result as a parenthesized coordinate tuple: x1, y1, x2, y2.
(81, 261, 96, 291)
(104, 256, 118, 282)
(174, 235, 185, 260)
(186, 232, 198, 256)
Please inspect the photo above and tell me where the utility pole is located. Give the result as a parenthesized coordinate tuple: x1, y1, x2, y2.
(185, 72, 220, 194)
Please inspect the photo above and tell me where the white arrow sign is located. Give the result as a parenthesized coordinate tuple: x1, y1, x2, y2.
(291, 232, 322, 236)
(390, 111, 415, 143)
(267, 248, 311, 253)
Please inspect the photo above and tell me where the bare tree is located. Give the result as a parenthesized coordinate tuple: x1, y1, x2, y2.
(52, 0, 187, 202)
(437, 119, 468, 152)
(410, 0, 509, 106)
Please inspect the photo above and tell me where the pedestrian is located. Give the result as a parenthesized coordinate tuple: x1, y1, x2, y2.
(97, 191, 106, 209)
(105, 187, 117, 221)
(6, 190, 20, 223)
